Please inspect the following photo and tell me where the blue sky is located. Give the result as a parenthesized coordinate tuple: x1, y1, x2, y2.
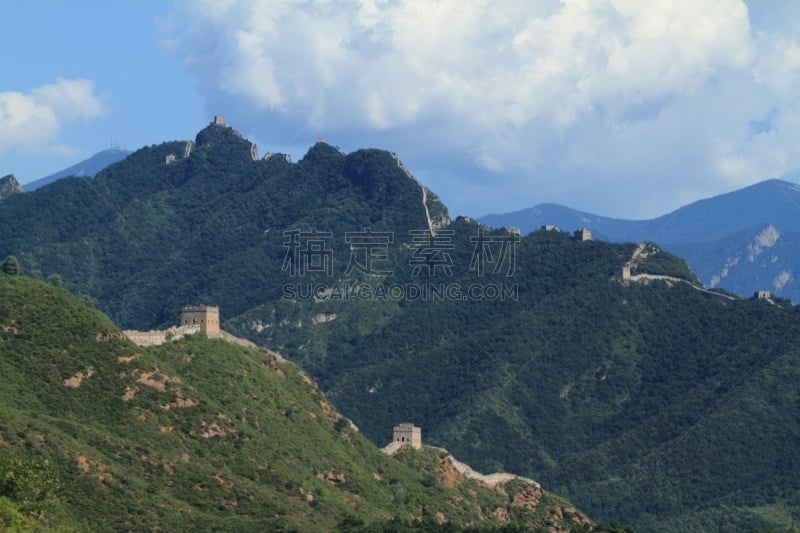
(3, 1, 800, 220)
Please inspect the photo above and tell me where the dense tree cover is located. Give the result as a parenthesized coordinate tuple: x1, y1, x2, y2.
(1, 256, 20, 275)
(2, 122, 799, 531)
(291, 234, 800, 532)
(0, 273, 590, 531)
(0, 457, 59, 523)
(0, 125, 439, 329)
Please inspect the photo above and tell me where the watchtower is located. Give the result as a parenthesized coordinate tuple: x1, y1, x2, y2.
(180, 305, 220, 338)
(573, 228, 592, 241)
(615, 265, 631, 280)
(392, 423, 422, 449)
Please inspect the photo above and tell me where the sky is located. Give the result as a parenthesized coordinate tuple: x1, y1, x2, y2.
(3, 1, 800, 220)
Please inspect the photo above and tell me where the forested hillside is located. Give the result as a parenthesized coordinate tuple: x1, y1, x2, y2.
(1, 120, 799, 531)
(0, 269, 603, 532)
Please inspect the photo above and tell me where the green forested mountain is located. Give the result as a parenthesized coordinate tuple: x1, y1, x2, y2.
(0, 270, 597, 532)
(0, 121, 445, 329)
(1, 120, 800, 531)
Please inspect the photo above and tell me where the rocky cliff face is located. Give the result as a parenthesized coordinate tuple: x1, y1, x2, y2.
(0, 174, 23, 200)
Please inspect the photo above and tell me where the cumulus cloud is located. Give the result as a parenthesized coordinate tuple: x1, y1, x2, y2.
(164, 0, 800, 218)
(0, 78, 107, 154)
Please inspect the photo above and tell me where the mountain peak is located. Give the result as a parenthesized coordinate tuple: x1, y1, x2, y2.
(299, 138, 346, 165)
(0, 174, 23, 199)
(24, 149, 131, 191)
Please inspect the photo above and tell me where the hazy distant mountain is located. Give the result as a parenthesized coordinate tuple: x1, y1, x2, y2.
(481, 179, 800, 243)
(479, 179, 800, 300)
(24, 148, 131, 191)
(669, 224, 800, 297)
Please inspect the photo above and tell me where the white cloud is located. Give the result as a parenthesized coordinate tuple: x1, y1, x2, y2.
(0, 78, 107, 153)
(164, 0, 800, 219)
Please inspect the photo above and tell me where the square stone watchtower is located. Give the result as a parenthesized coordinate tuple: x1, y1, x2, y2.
(392, 423, 422, 449)
(573, 228, 592, 241)
(615, 266, 631, 280)
(180, 305, 220, 338)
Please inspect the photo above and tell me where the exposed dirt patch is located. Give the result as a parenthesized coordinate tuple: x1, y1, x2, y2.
(214, 472, 234, 489)
(539, 505, 592, 531)
(76, 454, 113, 482)
(200, 420, 228, 438)
(492, 507, 509, 523)
(77, 455, 90, 473)
(319, 399, 335, 416)
(436, 455, 464, 488)
(132, 369, 197, 408)
(136, 369, 177, 392)
(122, 386, 137, 402)
(511, 485, 542, 510)
(117, 354, 140, 363)
(165, 394, 198, 409)
(64, 367, 95, 388)
(318, 470, 346, 484)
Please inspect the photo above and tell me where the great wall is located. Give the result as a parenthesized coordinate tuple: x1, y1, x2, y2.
(123, 305, 256, 348)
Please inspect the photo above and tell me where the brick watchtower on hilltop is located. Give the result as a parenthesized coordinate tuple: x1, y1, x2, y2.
(573, 228, 592, 241)
(180, 305, 220, 338)
(392, 423, 422, 449)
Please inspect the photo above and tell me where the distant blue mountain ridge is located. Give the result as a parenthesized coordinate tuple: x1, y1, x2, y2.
(23, 148, 131, 191)
(479, 179, 800, 302)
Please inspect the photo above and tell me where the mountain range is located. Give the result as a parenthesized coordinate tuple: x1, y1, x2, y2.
(18, 145, 800, 305)
(21, 148, 131, 192)
(2, 118, 800, 531)
(479, 179, 800, 302)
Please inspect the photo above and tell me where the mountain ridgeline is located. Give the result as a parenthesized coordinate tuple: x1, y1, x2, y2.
(22, 148, 131, 192)
(2, 119, 800, 531)
(0, 121, 447, 329)
(479, 179, 800, 302)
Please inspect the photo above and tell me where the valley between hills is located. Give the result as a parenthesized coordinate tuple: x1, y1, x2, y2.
(2, 118, 800, 532)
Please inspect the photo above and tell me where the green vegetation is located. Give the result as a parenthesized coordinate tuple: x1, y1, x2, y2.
(2, 256, 21, 275)
(1, 121, 799, 531)
(0, 272, 593, 531)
